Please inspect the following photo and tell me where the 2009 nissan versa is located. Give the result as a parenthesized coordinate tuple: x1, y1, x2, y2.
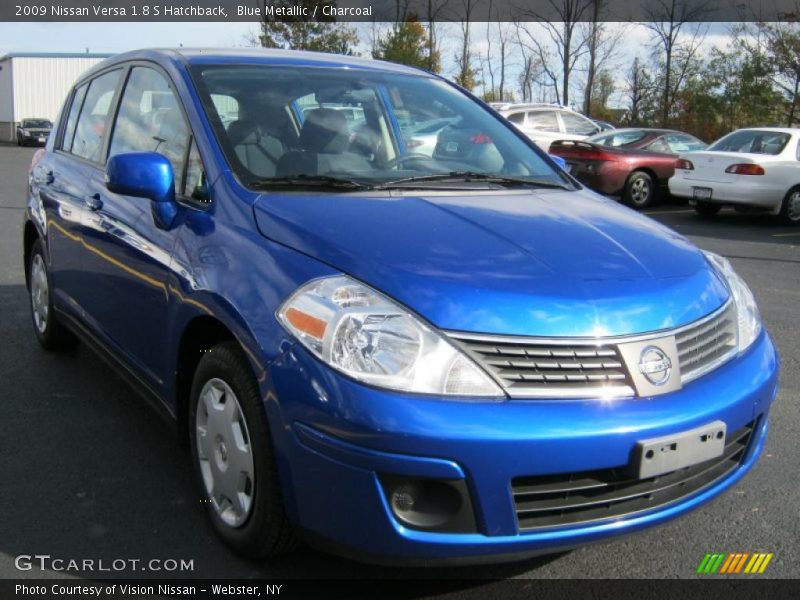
(23, 49, 778, 564)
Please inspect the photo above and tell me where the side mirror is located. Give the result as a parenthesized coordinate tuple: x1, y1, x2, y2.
(106, 152, 178, 229)
(548, 154, 568, 170)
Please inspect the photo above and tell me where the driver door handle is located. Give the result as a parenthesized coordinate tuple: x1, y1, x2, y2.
(85, 193, 103, 212)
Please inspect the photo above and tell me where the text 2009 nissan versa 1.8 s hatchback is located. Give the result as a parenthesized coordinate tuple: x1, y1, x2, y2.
(24, 49, 778, 564)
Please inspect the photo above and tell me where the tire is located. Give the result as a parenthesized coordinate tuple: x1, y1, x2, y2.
(779, 187, 800, 225)
(623, 171, 657, 209)
(189, 342, 297, 559)
(27, 238, 78, 351)
(694, 201, 721, 218)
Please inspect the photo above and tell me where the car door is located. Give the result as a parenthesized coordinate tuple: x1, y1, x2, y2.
(80, 64, 192, 391)
(523, 110, 561, 151)
(37, 70, 123, 320)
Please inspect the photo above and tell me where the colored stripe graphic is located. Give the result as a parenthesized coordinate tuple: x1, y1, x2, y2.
(700, 553, 774, 574)
(719, 554, 736, 574)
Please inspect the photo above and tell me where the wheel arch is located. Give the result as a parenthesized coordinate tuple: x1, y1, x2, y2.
(23, 219, 41, 289)
(627, 166, 659, 185)
(174, 315, 238, 443)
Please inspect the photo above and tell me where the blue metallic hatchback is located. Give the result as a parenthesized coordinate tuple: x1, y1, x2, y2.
(24, 49, 779, 564)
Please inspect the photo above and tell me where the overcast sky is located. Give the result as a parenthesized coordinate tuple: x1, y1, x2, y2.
(0, 21, 736, 106)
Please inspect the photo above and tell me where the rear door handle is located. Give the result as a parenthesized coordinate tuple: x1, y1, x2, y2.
(85, 193, 103, 211)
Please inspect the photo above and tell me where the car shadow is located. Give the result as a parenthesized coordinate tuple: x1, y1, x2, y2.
(0, 282, 569, 584)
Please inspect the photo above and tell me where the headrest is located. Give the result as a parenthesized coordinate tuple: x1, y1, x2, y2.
(227, 119, 261, 146)
(299, 108, 349, 154)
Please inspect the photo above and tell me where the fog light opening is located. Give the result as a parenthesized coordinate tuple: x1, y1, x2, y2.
(381, 476, 477, 533)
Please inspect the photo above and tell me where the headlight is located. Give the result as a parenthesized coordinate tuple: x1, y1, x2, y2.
(277, 276, 504, 398)
(21, 129, 29, 135)
(704, 251, 762, 352)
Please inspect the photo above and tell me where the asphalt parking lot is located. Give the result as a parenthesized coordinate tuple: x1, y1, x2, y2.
(0, 144, 798, 582)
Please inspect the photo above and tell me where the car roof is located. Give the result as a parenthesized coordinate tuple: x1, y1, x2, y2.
(592, 128, 684, 136)
(730, 126, 800, 134)
(501, 103, 575, 113)
(79, 47, 432, 81)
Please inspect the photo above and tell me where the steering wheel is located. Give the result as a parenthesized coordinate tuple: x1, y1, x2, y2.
(384, 153, 436, 170)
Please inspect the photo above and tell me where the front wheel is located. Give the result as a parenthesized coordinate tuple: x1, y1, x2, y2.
(28, 239, 78, 351)
(780, 188, 800, 225)
(694, 201, 721, 217)
(623, 171, 657, 209)
(189, 342, 297, 559)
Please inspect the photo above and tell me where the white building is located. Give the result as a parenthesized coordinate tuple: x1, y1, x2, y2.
(0, 52, 111, 142)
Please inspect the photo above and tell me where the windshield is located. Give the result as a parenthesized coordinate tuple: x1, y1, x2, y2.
(23, 119, 51, 128)
(709, 130, 790, 155)
(192, 65, 569, 189)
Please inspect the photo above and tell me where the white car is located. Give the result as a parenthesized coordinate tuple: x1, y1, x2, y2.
(497, 104, 601, 152)
(670, 127, 800, 224)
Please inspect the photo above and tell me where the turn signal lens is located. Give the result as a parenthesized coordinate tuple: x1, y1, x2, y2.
(725, 163, 765, 175)
(675, 159, 694, 170)
(278, 276, 504, 398)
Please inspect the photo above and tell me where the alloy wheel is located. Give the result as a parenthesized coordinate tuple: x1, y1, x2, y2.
(788, 191, 800, 222)
(195, 378, 255, 528)
(630, 178, 651, 206)
(30, 254, 49, 334)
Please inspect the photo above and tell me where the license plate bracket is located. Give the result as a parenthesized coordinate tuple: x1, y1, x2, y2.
(693, 186, 712, 200)
(633, 420, 727, 479)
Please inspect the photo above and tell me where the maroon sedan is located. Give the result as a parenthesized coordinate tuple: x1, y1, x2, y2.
(549, 129, 707, 209)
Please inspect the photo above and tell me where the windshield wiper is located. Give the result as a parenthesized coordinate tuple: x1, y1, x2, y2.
(372, 171, 570, 190)
(249, 174, 372, 191)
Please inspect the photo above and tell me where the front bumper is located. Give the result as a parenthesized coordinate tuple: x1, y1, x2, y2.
(265, 330, 778, 564)
(18, 133, 49, 145)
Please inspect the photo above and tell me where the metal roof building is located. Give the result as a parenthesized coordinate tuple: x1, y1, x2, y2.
(0, 52, 112, 142)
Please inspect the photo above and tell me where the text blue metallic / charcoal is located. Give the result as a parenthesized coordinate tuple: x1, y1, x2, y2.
(24, 48, 779, 564)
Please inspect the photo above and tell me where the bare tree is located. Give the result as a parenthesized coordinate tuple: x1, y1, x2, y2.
(624, 56, 654, 125)
(479, 0, 512, 100)
(644, 0, 711, 126)
(514, 21, 562, 102)
(425, 0, 450, 73)
(581, 2, 626, 116)
(454, 0, 480, 90)
(515, 0, 592, 106)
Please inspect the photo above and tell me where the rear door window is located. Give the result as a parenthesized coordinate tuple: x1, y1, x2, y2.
(527, 110, 559, 132)
(664, 134, 706, 153)
(69, 69, 122, 162)
(646, 138, 671, 153)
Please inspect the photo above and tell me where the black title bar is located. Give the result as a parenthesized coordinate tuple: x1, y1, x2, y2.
(4, 0, 800, 23)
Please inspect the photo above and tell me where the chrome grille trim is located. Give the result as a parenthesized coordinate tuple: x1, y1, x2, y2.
(676, 303, 738, 383)
(447, 299, 737, 399)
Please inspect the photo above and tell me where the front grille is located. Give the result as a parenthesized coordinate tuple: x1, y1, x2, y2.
(512, 421, 755, 531)
(449, 300, 737, 398)
(450, 339, 634, 398)
(676, 303, 738, 383)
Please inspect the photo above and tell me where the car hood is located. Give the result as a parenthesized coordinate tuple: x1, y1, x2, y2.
(253, 188, 729, 337)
